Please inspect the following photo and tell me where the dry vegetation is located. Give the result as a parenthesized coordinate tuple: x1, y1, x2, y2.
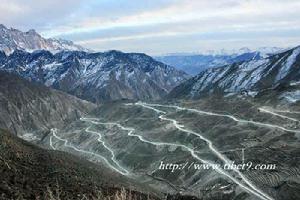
(44, 186, 154, 200)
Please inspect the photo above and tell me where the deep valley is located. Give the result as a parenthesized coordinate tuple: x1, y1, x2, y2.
(0, 22, 299, 200)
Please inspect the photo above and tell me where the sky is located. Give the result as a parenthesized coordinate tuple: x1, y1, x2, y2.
(1, 0, 300, 55)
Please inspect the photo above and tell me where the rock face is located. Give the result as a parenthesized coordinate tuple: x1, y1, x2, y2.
(0, 71, 96, 136)
(169, 46, 300, 99)
(0, 24, 88, 55)
(0, 50, 189, 102)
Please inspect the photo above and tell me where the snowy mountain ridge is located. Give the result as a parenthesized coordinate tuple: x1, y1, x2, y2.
(160, 47, 287, 57)
(0, 49, 189, 102)
(203, 46, 286, 57)
(155, 47, 288, 75)
(0, 24, 89, 55)
(169, 45, 300, 102)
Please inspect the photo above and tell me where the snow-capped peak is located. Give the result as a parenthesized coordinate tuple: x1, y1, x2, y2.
(0, 24, 90, 55)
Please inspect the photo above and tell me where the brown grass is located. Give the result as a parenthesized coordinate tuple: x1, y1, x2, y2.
(45, 185, 154, 200)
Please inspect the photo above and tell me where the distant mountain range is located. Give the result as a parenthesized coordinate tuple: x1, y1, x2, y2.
(0, 24, 89, 55)
(155, 47, 286, 75)
(169, 46, 300, 102)
(197, 47, 285, 56)
(0, 49, 189, 102)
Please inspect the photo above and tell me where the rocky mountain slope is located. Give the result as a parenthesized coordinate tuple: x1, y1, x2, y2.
(0, 71, 96, 137)
(0, 72, 201, 200)
(169, 46, 300, 100)
(0, 50, 189, 102)
(0, 24, 88, 55)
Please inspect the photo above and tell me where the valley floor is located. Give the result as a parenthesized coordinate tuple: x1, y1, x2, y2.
(36, 97, 300, 200)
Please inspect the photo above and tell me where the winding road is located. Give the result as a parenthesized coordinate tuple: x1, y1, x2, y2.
(131, 102, 276, 200)
(258, 107, 299, 122)
(50, 127, 129, 175)
(136, 102, 300, 134)
(49, 102, 300, 200)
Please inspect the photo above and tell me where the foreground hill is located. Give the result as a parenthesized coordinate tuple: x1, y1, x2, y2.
(169, 46, 300, 101)
(0, 129, 160, 199)
(0, 50, 189, 102)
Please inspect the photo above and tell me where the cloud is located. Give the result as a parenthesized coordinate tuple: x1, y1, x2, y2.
(1, 0, 300, 54)
(0, 0, 86, 30)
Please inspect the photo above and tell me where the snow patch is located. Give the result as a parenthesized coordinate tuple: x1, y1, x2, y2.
(19, 133, 39, 142)
(280, 90, 300, 103)
(276, 47, 300, 81)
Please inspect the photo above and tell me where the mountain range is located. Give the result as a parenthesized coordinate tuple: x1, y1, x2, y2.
(0, 24, 88, 55)
(0, 49, 189, 102)
(169, 46, 300, 102)
(155, 47, 285, 75)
